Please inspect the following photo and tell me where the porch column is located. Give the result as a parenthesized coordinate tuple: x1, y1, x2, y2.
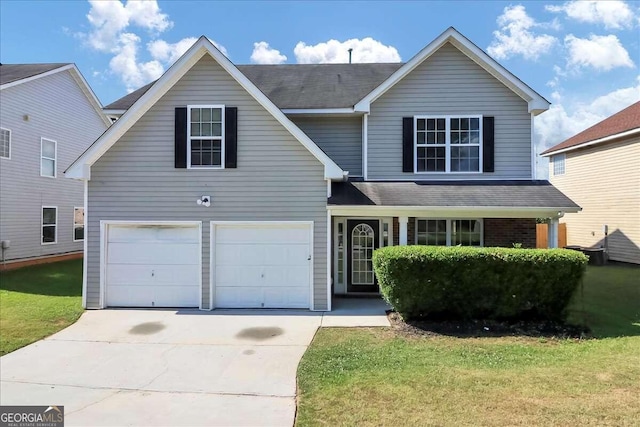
(399, 216, 408, 245)
(548, 218, 559, 248)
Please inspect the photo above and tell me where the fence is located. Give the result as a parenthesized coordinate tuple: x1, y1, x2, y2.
(536, 222, 567, 248)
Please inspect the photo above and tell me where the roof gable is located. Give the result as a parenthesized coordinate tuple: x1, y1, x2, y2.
(1, 63, 111, 127)
(354, 27, 550, 116)
(66, 36, 344, 180)
(542, 101, 640, 156)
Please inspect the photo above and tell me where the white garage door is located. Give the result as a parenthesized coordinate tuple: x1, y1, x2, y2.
(106, 224, 201, 307)
(213, 222, 312, 309)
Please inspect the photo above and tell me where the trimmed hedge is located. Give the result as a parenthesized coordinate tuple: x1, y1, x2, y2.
(373, 246, 588, 321)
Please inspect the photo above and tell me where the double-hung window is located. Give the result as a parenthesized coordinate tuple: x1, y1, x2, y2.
(415, 116, 481, 173)
(552, 154, 565, 176)
(416, 219, 482, 246)
(187, 105, 224, 168)
(73, 207, 85, 242)
(41, 138, 57, 177)
(0, 128, 10, 159)
(42, 207, 57, 244)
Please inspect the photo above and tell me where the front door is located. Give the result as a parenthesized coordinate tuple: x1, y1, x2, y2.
(347, 219, 379, 293)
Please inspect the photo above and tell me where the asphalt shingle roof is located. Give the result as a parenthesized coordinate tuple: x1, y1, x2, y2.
(0, 63, 70, 86)
(329, 181, 580, 209)
(542, 101, 640, 155)
(104, 63, 404, 110)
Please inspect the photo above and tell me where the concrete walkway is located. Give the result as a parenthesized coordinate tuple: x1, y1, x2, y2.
(0, 301, 389, 426)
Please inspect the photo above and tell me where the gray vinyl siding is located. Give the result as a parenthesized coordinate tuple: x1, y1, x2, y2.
(87, 55, 328, 310)
(289, 116, 362, 176)
(368, 42, 532, 180)
(0, 71, 107, 261)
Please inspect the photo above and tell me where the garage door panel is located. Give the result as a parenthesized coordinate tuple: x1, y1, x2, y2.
(105, 224, 201, 308)
(108, 242, 199, 265)
(108, 226, 200, 243)
(107, 264, 200, 287)
(213, 223, 311, 309)
(108, 284, 200, 307)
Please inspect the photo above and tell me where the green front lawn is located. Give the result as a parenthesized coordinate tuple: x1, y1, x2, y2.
(0, 259, 84, 355)
(297, 265, 640, 426)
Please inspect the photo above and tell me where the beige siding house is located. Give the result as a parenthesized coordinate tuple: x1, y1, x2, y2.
(543, 101, 640, 264)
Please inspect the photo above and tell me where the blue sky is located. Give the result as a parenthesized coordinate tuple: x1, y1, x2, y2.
(1, 0, 639, 176)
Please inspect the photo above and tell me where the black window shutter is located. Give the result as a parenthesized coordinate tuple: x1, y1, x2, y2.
(225, 107, 238, 168)
(483, 116, 495, 173)
(402, 117, 414, 173)
(174, 107, 187, 168)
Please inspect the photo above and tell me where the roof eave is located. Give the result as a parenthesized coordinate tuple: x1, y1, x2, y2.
(541, 127, 640, 157)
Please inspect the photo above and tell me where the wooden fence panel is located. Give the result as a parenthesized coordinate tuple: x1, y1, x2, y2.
(536, 223, 567, 248)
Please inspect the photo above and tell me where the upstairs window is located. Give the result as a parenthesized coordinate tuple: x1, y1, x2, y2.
(41, 138, 57, 177)
(415, 116, 481, 173)
(187, 105, 224, 168)
(553, 154, 565, 176)
(0, 128, 10, 159)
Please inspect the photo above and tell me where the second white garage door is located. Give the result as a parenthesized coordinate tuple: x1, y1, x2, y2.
(212, 222, 312, 309)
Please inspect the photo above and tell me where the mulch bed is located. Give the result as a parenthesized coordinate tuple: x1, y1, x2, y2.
(387, 311, 590, 339)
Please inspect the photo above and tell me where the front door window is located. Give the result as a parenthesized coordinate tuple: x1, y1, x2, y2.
(351, 223, 375, 285)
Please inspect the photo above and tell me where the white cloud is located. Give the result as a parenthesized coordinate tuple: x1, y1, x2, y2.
(546, 1, 636, 30)
(293, 37, 401, 64)
(250, 41, 287, 64)
(488, 5, 558, 60)
(534, 77, 640, 177)
(79, 0, 226, 93)
(148, 37, 199, 64)
(109, 33, 164, 92)
(565, 34, 634, 71)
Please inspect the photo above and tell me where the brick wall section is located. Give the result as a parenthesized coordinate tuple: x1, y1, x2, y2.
(484, 218, 537, 248)
(391, 217, 416, 245)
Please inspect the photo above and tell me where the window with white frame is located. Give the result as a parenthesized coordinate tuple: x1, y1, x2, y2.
(188, 105, 224, 168)
(73, 207, 85, 241)
(0, 128, 10, 159)
(415, 116, 481, 173)
(553, 154, 565, 176)
(42, 207, 57, 244)
(41, 138, 57, 177)
(416, 219, 482, 246)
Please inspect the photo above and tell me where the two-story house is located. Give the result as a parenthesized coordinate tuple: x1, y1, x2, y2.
(66, 28, 579, 311)
(0, 63, 111, 269)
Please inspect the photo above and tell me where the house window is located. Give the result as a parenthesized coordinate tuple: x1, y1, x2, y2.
(42, 207, 57, 244)
(415, 116, 481, 173)
(553, 154, 565, 176)
(187, 105, 224, 168)
(73, 207, 85, 241)
(416, 219, 483, 246)
(0, 128, 10, 159)
(41, 138, 57, 177)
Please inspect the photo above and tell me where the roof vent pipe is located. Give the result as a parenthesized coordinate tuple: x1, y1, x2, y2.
(348, 48, 353, 64)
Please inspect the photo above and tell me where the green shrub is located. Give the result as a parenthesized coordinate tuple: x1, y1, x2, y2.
(372, 246, 588, 321)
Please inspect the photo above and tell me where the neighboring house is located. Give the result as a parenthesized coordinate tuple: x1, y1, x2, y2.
(0, 63, 111, 267)
(66, 28, 579, 311)
(542, 101, 640, 264)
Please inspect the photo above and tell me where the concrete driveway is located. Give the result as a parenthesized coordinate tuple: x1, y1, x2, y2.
(0, 309, 323, 426)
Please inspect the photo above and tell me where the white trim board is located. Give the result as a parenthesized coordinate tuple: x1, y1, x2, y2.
(354, 27, 550, 116)
(329, 205, 579, 218)
(65, 37, 345, 180)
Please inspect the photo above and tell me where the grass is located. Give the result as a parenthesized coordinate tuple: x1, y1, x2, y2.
(0, 259, 84, 355)
(296, 265, 640, 426)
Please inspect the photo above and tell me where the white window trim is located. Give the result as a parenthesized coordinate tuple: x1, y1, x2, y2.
(0, 127, 11, 159)
(415, 218, 484, 247)
(40, 137, 57, 178)
(414, 115, 483, 174)
(553, 154, 566, 176)
(187, 104, 225, 170)
(42, 206, 58, 245)
(73, 206, 85, 242)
